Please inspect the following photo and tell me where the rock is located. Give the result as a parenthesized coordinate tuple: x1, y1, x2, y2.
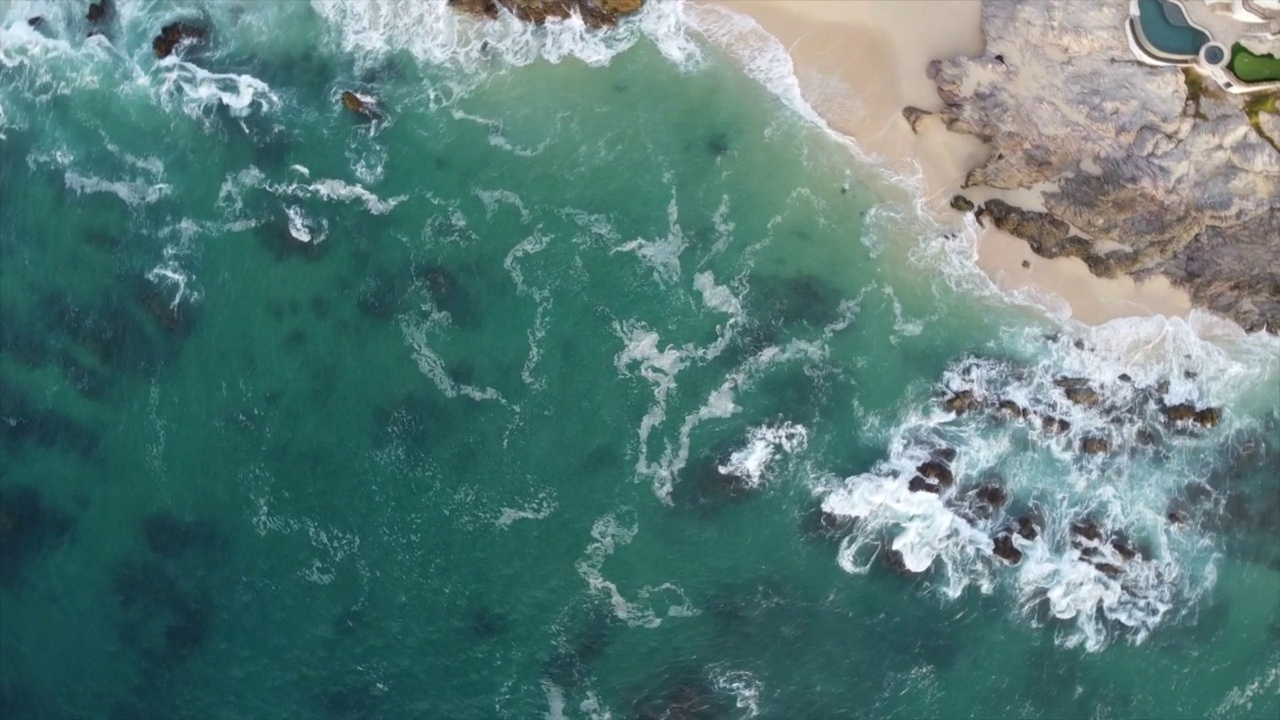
(932, 446, 958, 464)
(944, 389, 979, 414)
(926, 0, 1280, 332)
(340, 91, 380, 120)
(1080, 436, 1110, 454)
(1040, 414, 1071, 434)
(916, 460, 955, 488)
(87, 2, 107, 22)
(973, 483, 1009, 510)
(996, 399, 1026, 419)
(1110, 536, 1139, 561)
(1161, 403, 1197, 423)
(1118, 373, 1132, 383)
(1070, 520, 1104, 545)
(992, 533, 1022, 565)
(152, 22, 206, 59)
(1094, 562, 1123, 578)
(1014, 516, 1038, 541)
(902, 106, 933, 133)
(449, 0, 645, 28)
(883, 549, 921, 575)
(950, 194, 975, 213)
(1064, 386, 1101, 407)
(28, 16, 44, 27)
(1021, 259, 1031, 268)
(1193, 407, 1221, 428)
(908, 475, 942, 494)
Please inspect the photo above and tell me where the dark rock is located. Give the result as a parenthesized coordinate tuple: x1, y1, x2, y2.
(1118, 373, 1132, 382)
(450, 0, 645, 28)
(1021, 259, 1031, 268)
(1161, 403, 1197, 423)
(996, 399, 1026, 419)
(944, 389, 979, 414)
(419, 264, 478, 328)
(341, 91, 381, 120)
(950, 194, 975, 212)
(1040, 414, 1071, 434)
(1193, 407, 1221, 427)
(1070, 520, 1104, 545)
(978, 199, 1095, 262)
(28, 16, 44, 27)
(973, 483, 1009, 510)
(932, 446, 958, 464)
(992, 533, 1023, 564)
(902, 106, 933, 133)
(883, 548, 922, 575)
(1094, 562, 1122, 578)
(916, 460, 955, 488)
(802, 505, 855, 539)
(152, 22, 206, 59)
(1014, 516, 1039, 541)
(1080, 436, 1111, 454)
(1063, 386, 1101, 407)
(1110, 536, 1139, 561)
(908, 475, 942, 494)
(87, 2, 107, 22)
(0, 486, 76, 588)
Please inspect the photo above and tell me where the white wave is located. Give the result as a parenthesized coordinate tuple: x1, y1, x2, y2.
(693, 270, 742, 318)
(267, 178, 406, 215)
(155, 58, 280, 120)
(719, 422, 808, 489)
(64, 170, 170, 207)
(494, 491, 557, 528)
(477, 186, 532, 223)
(400, 316, 506, 403)
(146, 263, 198, 309)
(311, 0, 702, 84)
(709, 666, 763, 719)
(575, 515, 695, 629)
(1211, 660, 1280, 719)
(284, 204, 327, 244)
(612, 181, 686, 285)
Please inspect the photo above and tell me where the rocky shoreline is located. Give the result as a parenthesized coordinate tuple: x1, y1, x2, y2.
(906, 0, 1279, 332)
(448, 0, 644, 28)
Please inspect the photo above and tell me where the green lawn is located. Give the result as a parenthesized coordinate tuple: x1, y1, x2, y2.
(1230, 43, 1280, 84)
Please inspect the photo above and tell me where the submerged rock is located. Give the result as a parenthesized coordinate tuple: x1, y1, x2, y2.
(152, 22, 206, 59)
(87, 1, 107, 22)
(340, 91, 381, 120)
(0, 486, 76, 588)
(992, 532, 1023, 565)
(916, 459, 955, 488)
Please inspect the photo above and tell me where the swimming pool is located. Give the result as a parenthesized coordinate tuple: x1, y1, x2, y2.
(1135, 0, 1210, 58)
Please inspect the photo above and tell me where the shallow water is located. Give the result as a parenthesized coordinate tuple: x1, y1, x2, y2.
(2, 2, 1278, 718)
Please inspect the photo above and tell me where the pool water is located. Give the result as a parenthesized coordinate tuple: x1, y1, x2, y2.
(1136, 0, 1210, 57)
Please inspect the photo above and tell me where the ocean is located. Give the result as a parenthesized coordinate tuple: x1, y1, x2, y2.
(1, 1, 1278, 718)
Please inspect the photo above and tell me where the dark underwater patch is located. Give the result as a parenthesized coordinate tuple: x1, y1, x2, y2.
(0, 485, 76, 588)
(624, 666, 731, 720)
(418, 263, 479, 329)
(141, 513, 225, 560)
(111, 560, 212, 669)
(751, 272, 846, 332)
(670, 451, 755, 517)
(0, 380, 100, 459)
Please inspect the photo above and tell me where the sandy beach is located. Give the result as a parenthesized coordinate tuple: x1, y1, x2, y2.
(703, 0, 1193, 325)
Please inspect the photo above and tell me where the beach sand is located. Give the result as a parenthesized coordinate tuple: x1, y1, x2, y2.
(705, 0, 1193, 324)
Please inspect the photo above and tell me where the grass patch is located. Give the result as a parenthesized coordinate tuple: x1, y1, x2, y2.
(1230, 43, 1280, 84)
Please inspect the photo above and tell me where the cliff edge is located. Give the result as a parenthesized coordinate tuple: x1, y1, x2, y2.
(914, 0, 1279, 332)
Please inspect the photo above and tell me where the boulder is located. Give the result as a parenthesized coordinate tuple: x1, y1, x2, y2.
(1070, 520, 1103, 545)
(950, 194, 975, 212)
(902, 106, 933, 133)
(908, 475, 941, 494)
(916, 460, 955, 488)
(992, 533, 1023, 564)
(1161, 403, 1196, 423)
(1080, 436, 1110, 454)
(973, 483, 1008, 510)
(1040, 414, 1071, 434)
(1193, 407, 1221, 427)
(944, 389, 979, 414)
(87, 2, 107, 22)
(996, 399, 1026, 419)
(1094, 562, 1122, 578)
(1063, 386, 1101, 407)
(1014, 516, 1039, 541)
(340, 91, 381, 120)
(153, 22, 206, 59)
(450, 0, 645, 28)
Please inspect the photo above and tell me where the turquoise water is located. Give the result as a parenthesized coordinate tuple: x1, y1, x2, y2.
(1136, 0, 1209, 57)
(2, 2, 1278, 718)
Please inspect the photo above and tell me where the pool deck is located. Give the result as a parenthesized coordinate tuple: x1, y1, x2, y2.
(1128, 0, 1280, 93)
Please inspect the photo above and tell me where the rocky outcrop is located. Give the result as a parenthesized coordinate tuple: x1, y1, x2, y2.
(153, 22, 206, 59)
(448, 0, 644, 28)
(926, 0, 1280, 332)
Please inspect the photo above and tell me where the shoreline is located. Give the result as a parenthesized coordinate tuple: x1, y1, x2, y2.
(703, 0, 1193, 325)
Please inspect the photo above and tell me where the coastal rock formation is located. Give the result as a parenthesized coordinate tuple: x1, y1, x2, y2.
(152, 22, 206, 59)
(448, 0, 644, 28)
(927, 0, 1280, 331)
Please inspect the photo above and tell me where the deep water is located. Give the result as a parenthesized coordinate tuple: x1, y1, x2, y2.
(2, 2, 1278, 718)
